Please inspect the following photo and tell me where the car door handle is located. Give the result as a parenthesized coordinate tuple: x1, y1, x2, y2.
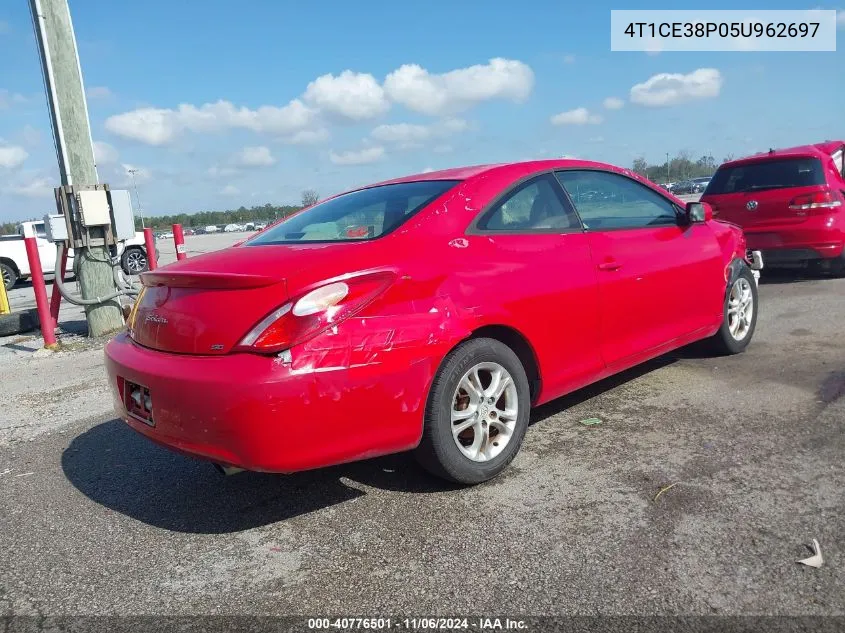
(598, 261, 622, 271)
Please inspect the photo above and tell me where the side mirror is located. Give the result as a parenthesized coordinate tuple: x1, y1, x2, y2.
(687, 201, 713, 223)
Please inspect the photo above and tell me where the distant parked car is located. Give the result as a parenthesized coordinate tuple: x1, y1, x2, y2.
(702, 140, 845, 274)
(690, 177, 712, 193)
(670, 180, 696, 195)
(224, 224, 240, 232)
(204, 225, 220, 233)
(1, 220, 156, 290)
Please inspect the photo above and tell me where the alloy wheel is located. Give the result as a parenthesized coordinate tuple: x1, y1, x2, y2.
(727, 277, 754, 341)
(126, 250, 147, 274)
(450, 362, 519, 462)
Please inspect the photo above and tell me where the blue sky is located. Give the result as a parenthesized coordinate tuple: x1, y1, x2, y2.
(0, 0, 843, 222)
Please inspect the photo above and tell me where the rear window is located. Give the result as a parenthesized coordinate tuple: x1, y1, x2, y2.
(705, 158, 824, 195)
(248, 180, 460, 244)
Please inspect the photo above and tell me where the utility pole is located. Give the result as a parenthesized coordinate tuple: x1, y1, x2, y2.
(666, 152, 670, 182)
(128, 168, 145, 229)
(29, 0, 123, 336)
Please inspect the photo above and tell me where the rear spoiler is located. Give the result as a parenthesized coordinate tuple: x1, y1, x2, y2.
(140, 270, 283, 290)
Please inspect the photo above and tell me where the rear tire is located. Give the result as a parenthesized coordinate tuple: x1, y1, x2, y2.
(707, 266, 758, 355)
(1, 262, 17, 291)
(415, 338, 531, 485)
(0, 308, 37, 337)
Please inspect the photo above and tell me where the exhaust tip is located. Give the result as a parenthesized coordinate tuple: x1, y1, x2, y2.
(213, 463, 246, 476)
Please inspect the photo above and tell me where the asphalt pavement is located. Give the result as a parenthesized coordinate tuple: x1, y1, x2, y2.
(1, 265, 843, 618)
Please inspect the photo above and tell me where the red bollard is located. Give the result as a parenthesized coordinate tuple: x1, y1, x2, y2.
(49, 245, 68, 327)
(24, 237, 57, 348)
(143, 227, 157, 270)
(172, 223, 186, 260)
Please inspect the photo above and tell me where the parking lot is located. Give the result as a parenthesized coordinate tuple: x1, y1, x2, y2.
(0, 226, 843, 617)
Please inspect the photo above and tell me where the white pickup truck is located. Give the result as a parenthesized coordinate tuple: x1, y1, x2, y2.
(0, 220, 154, 290)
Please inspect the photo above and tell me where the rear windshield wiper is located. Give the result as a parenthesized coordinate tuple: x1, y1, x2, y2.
(735, 184, 795, 192)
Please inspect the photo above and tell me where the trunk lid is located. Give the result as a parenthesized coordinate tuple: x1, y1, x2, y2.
(129, 241, 381, 355)
(130, 245, 298, 355)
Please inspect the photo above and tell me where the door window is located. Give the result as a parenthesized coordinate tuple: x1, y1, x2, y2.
(478, 174, 579, 232)
(555, 170, 680, 230)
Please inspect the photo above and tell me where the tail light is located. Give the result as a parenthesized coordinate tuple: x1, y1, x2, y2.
(788, 188, 842, 212)
(236, 271, 396, 353)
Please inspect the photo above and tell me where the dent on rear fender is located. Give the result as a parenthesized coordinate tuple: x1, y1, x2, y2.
(279, 296, 467, 413)
(290, 297, 461, 373)
(714, 223, 748, 266)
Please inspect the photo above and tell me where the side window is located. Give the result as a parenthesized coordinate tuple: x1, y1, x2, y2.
(34, 223, 47, 239)
(555, 170, 680, 230)
(478, 174, 578, 232)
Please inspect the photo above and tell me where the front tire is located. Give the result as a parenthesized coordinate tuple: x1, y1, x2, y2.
(707, 266, 758, 355)
(121, 247, 149, 275)
(415, 338, 531, 485)
(1, 262, 17, 291)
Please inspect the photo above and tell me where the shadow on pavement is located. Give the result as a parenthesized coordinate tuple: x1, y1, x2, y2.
(758, 267, 827, 285)
(61, 419, 456, 534)
(530, 355, 676, 425)
(63, 350, 689, 534)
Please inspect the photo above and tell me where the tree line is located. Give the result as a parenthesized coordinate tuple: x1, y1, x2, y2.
(1, 190, 322, 235)
(632, 152, 735, 184)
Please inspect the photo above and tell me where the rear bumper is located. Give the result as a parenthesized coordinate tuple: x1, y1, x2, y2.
(743, 217, 845, 262)
(104, 331, 442, 473)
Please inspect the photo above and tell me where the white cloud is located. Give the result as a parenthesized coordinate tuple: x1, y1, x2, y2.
(3, 175, 53, 198)
(93, 141, 118, 165)
(630, 68, 722, 107)
(220, 185, 240, 196)
(329, 146, 385, 166)
(207, 165, 238, 178)
(603, 97, 624, 110)
(121, 163, 151, 183)
(588, 136, 605, 143)
(19, 125, 41, 147)
(303, 70, 390, 121)
(0, 145, 28, 168)
(87, 86, 113, 100)
(371, 118, 467, 145)
(384, 58, 534, 116)
(287, 128, 330, 145)
(563, 54, 576, 65)
(0, 90, 27, 109)
(232, 145, 276, 167)
(371, 123, 431, 144)
(550, 107, 602, 125)
(105, 99, 317, 145)
(421, 167, 435, 173)
(645, 36, 663, 57)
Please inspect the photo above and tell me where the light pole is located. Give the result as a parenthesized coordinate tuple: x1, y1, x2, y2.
(128, 168, 145, 229)
(666, 152, 670, 182)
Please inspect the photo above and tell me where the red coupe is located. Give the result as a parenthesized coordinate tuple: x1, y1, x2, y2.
(106, 160, 762, 484)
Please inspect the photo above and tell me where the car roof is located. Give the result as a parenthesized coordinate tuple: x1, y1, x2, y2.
(721, 140, 845, 169)
(362, 158, 654, 188)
